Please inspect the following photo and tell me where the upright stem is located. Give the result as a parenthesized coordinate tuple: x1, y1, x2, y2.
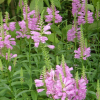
(29, 38, 32, 89)
(29, 38, 31, 69)
(20, 37, 22, 54)
(97, 20, 99, 60)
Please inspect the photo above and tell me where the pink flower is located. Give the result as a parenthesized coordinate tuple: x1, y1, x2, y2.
(37, 89, 45, 92)
(4, 53, 17, 60)
(34, 79, 44, 87)
(8, 66, 11, 71)
(43, 25, 51, 34)
(34, 62, 88, 100)
(67, 26, 80, 42)
(74, 47, 91, 60)
(11, 54, 17, 58)
(9, 22, 16, 31)
(31, 24, 51, 47)
(19, 20, 26, 29)
(72, 0, 94, 25)
(47, 45, 55, 49)
(73, 77, 87, 100)
(45, 7, 62, 23)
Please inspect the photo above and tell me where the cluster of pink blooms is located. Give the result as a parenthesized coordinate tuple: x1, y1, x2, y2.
(8, 65, 11, 71)
(3, 22, 16, 31)
(67, 26, 80, 42)
(35, 63, 88, 100)
(0, 31, 17, 59)
(0, 34, 16, 50)
(16, 1, 39, 39)
(74, 46, 91, 60)
(3, 13, 16, 31)
(45, 7, 62, 23)
(16, 1, 61, 50)
(72, 0, 94, 25)
(31, 24, 55, 49)
(3, 53, 17, 60)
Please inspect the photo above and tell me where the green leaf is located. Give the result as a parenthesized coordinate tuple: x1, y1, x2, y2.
(22, 93, 31, 99)
(7, 0, 11, 5)
(86, 90, 96, 97)
(92, 0, 98, 7)
(44, 0, 50, 7)
(0, 0, 5, 4)
(9, 30, 16, 38)
(11, 81, 26, 86)
(38, 91, 46, 96)
(31, 91, 37, 100)
(87, 4, 94, 11)
(0, 97, 10, 100)
(0, 89, 7, 96)
(47, 33, 59, 43)
(30, 0, 44, 13)
(15, 90, 32, 98)
(87, 20, 100, 32)
(50, 0, 61, 9)
(26, 78, 33, 89)
(13, 70, 20, 76)
(51, 24, 62, 36)
(0, 59, 3, 71)
(3, 84, 11, 91)
(23, 63, 30, 74)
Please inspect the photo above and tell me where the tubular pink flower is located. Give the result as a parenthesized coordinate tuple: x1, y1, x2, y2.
(9, 22, 16, 31)
(35, 62, 88, 100)
(74, 47, 91, 60)
(72, 0, 94, 25)
(73, 77, 87, 100)
(47, 45, 55, 49)
(67, 26, 80, 42)
(45, 7, 62, 23)
(35, 79, 44, 87)
(8, 66, 11, 71)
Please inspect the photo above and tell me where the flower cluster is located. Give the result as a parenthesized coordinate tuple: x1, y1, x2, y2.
(16, 2, 38, 39)
(67, 26, 80, 42)
(72, 0, 94, 25)
(3, 13, 16, 31)
(45, 7, 62, 23)
(31, 24, 55, 49)
(0, 31, 16, 59)
(3, 22, 16, 31)
(74, 46, 91, 60)
(35, 63, 88, 100)
(0, 34, 16, 50)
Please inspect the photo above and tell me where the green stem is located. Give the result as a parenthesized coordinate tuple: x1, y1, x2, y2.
(20, 37, 22, 54)
(29, 38, 31, 69)
(29, 38, 32, 89)
(6, 60, 13, 97)
(41, 44, 51, 71)
(97, 20, 99, 59)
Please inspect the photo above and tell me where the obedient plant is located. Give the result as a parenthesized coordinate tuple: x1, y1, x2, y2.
(72, 0, 94, 25)
(35, 56, 88, 100)
(45, 0, 62, 24)
(74, 24, 91, 60)
(0, 13, 16, 60)
(3, 12, 16, 31)
(45, 7, 62, 23)
(67, 26, 80, 42)
(31, 10, 54, 49)
(17, 0, 41, 39)
(0, 0, 99, 99)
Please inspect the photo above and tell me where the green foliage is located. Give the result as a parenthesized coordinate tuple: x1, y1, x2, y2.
(0, 0, 5, 4)
(0, 0, 100, 100)
(30, 0, 44, 13)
